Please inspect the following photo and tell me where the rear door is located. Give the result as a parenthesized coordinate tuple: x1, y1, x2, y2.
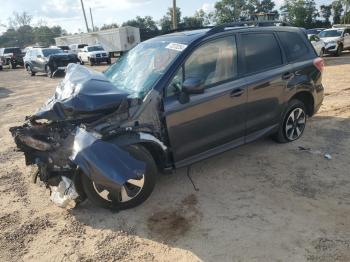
(164, 35, 247, 166)
(238, 32, 291, 142)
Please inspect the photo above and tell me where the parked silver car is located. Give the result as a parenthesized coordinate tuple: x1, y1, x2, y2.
(308, 34, 325, 57)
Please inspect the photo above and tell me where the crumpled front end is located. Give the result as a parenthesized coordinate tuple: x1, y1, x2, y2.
(9, 64, 166, 209)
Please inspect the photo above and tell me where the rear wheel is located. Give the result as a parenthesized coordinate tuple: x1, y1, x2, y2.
(26, 64, 35, 76)
(273, 99, 307, 143)
(81, 144, 157, 210)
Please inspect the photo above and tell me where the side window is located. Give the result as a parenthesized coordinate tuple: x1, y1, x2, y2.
(277, 31, 309, 62)
(166, 67, 183, 97)
(184, 36, 237, 88)
(241, 33, 283, 74)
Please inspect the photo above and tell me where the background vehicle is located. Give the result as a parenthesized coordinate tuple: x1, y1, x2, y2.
(68, 43, 87, 54)
(55, 26, 140, 57)
(306, 28, 326, 35)
(0, 47, 24, 68)
(11, 23, 324, 210)
(24, 47, 80, 77)
(308, 34, 325, 56)
(0, 60, 3, 70)
(319, 27, 350, 56)
(78, 45, 111, 65)
(50, 45, 70, 53)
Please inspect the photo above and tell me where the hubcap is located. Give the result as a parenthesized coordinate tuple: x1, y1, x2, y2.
(285, 108, 306, 141)
(93, 175, 145, 203)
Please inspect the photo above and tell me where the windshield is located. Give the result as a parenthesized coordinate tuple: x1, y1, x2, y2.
(4, 48, 21, 54)
(42, 49, 64, 57)
(319, 30, 343, 38)
(87, 46, 104, 52)
(104, 41, 185, 98)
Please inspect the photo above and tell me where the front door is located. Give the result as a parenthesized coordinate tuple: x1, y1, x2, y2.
(163, 35, 247, 167)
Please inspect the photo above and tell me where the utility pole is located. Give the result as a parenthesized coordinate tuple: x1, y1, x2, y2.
(90, 8, 95, 32)
(80, 0, 90, 32)
(172, 0, 177, 30)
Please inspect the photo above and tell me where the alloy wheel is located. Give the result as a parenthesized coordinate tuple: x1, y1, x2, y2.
(285, 108, 306, 141)
(92, 175, 145, 203)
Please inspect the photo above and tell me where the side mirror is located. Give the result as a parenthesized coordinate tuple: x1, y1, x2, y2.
(182, 78, 205, 94)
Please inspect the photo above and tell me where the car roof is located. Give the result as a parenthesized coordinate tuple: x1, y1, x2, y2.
(148, 26, 303, 45)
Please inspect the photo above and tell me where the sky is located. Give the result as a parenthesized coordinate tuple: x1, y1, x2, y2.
(0, 0, 330, 34)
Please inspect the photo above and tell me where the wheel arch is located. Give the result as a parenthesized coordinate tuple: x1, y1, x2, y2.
(107, 132, 168, 173)
(290, 91, 314, 116)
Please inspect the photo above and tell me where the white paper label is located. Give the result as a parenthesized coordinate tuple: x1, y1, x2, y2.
(165, 43, 188, 52)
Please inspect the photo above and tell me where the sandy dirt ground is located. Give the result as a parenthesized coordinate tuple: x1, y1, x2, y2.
(0, 53, 350, 262)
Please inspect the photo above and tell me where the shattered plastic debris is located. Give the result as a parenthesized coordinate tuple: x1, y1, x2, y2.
(324, 153, 332, 160)
(50, 176, 79, 208)
(298, 146, 322, 155)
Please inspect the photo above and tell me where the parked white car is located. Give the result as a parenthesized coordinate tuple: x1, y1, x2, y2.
(319, 27, 350, 56)
(78, 45, 111, 66)
(308, 34, 325, 57)
(69, 44, 88, 55)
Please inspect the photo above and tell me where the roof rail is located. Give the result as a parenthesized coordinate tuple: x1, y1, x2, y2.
(207, 20, 292, 35)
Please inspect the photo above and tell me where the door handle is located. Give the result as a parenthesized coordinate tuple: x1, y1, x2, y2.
(230, 88, 244, 98)
(282, 72, 293, 80)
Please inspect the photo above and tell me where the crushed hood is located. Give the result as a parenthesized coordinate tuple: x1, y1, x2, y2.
(33, 64, 130, 121)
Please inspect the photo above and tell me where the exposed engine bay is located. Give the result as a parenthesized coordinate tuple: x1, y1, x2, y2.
(10, 64, 168, 209)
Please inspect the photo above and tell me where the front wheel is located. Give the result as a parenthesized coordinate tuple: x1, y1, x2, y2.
(335, 45, 343, 56)
(26, 65, 35, 76)
(272, 99, 307, 143)
(46, 65, 53, 78)
(81, 144, 157, 210)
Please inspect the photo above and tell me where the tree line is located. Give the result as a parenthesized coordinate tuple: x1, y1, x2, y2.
(1, 0, 349, 48)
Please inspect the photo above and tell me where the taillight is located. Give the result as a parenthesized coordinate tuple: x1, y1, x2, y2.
(313, 57, 324, 73)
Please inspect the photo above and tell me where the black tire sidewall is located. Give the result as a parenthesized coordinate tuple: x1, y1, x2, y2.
(274, 99, 307, 143)
(81, 144, 157, 210)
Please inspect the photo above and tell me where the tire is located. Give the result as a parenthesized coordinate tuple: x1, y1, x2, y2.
(335, 45, 343, 56)
(0, 66, 3, 71)
(26, 64, 35, 76)
(319, 48, 324, 57)
(79, 57, 84, 65)
(81, 144, 157, 210)
(89, 58, 94, 66)
(272, 99, 307, 143)
(46, 65, 53, 78)
(107, 58, 111, 65)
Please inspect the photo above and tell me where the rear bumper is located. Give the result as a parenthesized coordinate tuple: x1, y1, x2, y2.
(313, 84, 324, 115)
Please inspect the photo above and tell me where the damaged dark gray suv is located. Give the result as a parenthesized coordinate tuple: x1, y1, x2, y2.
(10, 24, 324, 210)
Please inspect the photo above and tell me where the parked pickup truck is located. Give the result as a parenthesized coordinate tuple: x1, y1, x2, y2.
(78, 45, 111, 66)
(0, 47, 24, 68)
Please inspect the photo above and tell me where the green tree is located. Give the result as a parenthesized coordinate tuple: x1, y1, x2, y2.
(320, 4, 332, 24)
(100, 23, 119, 30)
(332, 0, 343, 24)
(214, 0, 247, 23)
(160, 7, 181, 33)
(123, 16, 159, 41)
(281, 0, 318, 28)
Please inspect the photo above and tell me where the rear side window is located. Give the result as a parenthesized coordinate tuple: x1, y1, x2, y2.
(277, 32, 309, 62)
(241, 33, 283, 74)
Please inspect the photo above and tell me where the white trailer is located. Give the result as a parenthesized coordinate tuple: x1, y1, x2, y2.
(55, 26, 140, 57)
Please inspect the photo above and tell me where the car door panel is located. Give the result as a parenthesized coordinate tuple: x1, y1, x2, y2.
(164, 78, 247, 165)
(244, 65, 293, 135)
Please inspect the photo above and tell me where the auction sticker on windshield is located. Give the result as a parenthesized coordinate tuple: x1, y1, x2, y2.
(166, 43, 188, 52)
